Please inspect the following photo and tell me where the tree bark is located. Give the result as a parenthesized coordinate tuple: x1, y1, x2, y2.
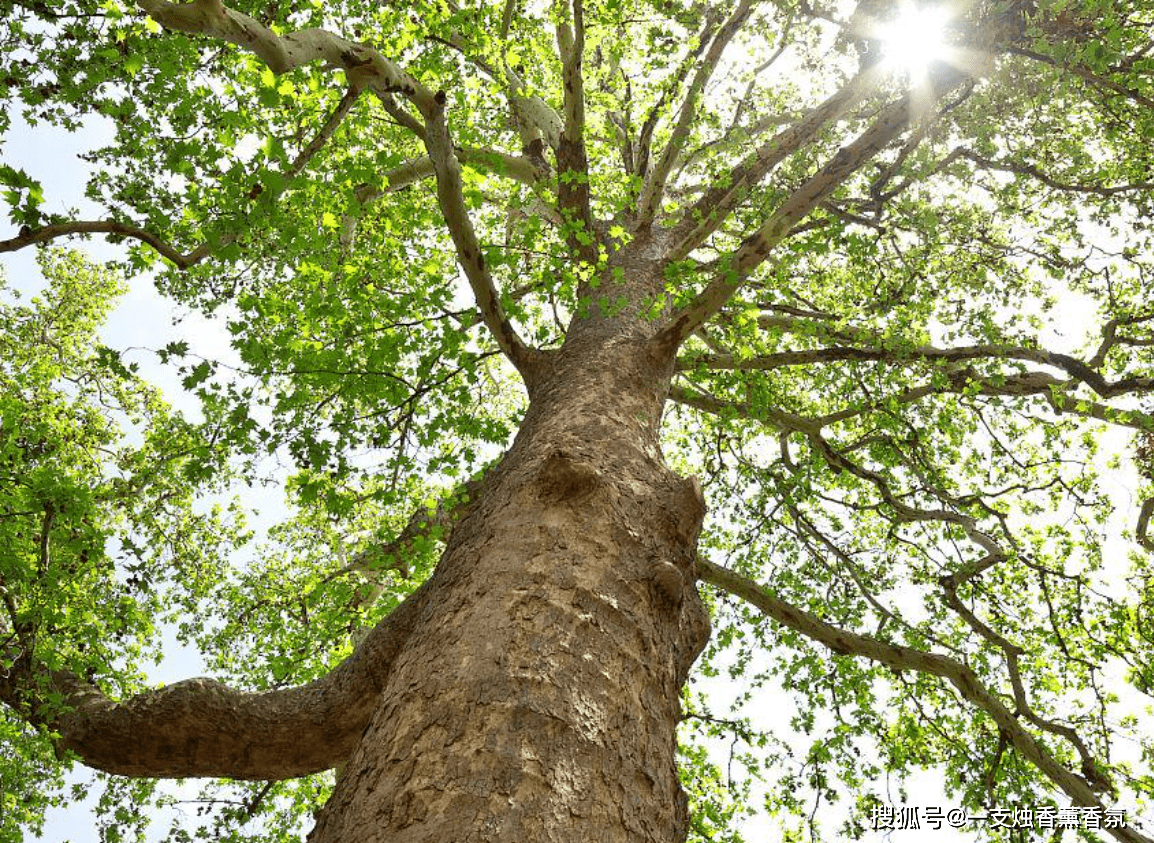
(308, 261, 712, 841)
(0, 580, 431, 779)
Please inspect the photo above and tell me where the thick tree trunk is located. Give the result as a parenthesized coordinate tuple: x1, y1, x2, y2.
(308, 311, 711, 841)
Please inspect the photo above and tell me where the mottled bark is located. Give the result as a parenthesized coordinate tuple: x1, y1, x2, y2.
(307, 247, 711, 842)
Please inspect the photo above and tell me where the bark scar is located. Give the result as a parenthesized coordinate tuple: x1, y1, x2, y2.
(537, 450, 602, 503)
(652, 560, 684, 610)
(671, 474, 706, 544)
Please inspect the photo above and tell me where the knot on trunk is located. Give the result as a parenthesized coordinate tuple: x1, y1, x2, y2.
(671, 475, 706, 542)
(537, 450, 602, 503)
(652, 560, 684, 609)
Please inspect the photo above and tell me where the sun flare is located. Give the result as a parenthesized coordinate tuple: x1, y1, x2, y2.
(879, 2, 952, 79)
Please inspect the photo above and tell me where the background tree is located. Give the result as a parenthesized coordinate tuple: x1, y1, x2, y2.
(2, 0, 1154, 841)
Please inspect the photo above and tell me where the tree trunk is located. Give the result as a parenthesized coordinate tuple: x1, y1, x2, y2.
(308, 308, 712, 842)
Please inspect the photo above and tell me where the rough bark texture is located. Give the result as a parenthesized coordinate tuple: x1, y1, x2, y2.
(307, 243, 712, 842)
(0, 579, 432, 779)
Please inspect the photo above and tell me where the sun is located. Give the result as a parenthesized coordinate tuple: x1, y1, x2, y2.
(878, 2, 953, 80)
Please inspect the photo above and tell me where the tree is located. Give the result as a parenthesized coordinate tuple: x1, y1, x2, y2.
(2, 0, 1154, 839)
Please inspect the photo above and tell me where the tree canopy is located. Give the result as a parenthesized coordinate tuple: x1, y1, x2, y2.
(2, 0, 1154, 840)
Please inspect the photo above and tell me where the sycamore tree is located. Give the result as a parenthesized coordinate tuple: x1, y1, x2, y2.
(3, 0, 1154, 840)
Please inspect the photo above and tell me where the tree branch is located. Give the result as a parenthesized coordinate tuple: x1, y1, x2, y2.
(657, 77, 959, 349)
(137, 0, 439, 117)
(1138, 498, 1154, 553)
(0, 581, 432, 780)
(944, 147, 1154, 198)
(1, 146, 541, 269)
(635, 0, 758, 227)
(677, 344, 1154, 398)
(423, 102, 541, 380)
(669, 382, 816, 432)
(556, 0, 597, 263)
(666, 68, 876, 261)
(376, 93, 427, 140)
(0, 221, 224, 268)
(672, 366, 1154, 434)
(1008, 46, 1154, 111)
(341, 148, 554, 250)
(634, 6, 723, 182)
(349, 147, 548, 212)
(696, 558, 1153, 843)
(286, 87, 361, 178)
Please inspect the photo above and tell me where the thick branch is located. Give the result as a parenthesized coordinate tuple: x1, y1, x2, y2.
(510, 93, 564, 151)
(666, 68, 875, 261)
(0, 582, 432, 780)
(556, 0, 597, 263)
(669, 382, 816, 432)
(1139, 498, 1154, 553)
(678, 345, 1154, 398)
(424, 104, 540, 379)
(0, 221, 223, 268)
(672, 368, 1154, 434)
(351, 147, 547, 210)
(656, 79, 951, 348)
(696, 558, 1152, 843)
(137, 0, 439, 117)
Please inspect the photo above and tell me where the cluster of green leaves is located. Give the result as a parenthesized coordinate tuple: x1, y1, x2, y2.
(659, 0, 1154, 832)
(0, 250, 249, 837)
(0, 249, 414, 840)
(670, 191, 1154, 843)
